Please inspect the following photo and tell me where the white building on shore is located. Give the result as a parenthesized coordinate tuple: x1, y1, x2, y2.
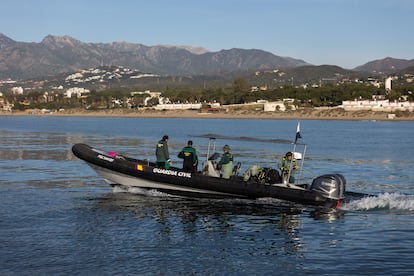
(341, 99, 414, 112)
(154, 103, 202, 110)
(385, 77, 393, 91)
(263, 101, 287, 112)
(64, 87, 90, 98)
(263, 99, 296, 112)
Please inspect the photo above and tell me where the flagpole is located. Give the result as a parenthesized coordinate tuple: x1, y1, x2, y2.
(286, 143, 296, 184)
(287, 122, 301, 185)
(297, 144, 306, 183)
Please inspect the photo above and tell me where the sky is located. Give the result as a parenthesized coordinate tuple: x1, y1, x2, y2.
(1, 0, 413, 69)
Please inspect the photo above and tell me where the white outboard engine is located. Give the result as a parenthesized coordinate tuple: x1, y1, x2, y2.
(310, 174, 346, 200)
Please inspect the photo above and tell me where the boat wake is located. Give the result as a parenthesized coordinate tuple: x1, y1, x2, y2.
(342, 192, 414, 212)
(112, 185, 176, 197)
(112, 186, 414, 213)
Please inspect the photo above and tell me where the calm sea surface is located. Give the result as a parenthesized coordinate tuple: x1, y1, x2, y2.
(1, 116, 413, 275)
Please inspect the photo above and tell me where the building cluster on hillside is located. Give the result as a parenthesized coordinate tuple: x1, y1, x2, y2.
(64, 67, 159, 85)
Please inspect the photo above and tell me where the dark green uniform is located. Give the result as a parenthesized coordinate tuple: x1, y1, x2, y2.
(156, 139, 170, 169)
(178, 146, 198, 172)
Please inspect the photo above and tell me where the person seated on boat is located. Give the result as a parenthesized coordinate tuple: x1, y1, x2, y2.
(177, 140, 198, 173)
(156, 135, 171, 169)
(218, 145, 234, 179)
(278, 151, 299, 184)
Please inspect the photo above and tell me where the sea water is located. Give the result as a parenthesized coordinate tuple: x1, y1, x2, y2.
(0, 116, 413, 275)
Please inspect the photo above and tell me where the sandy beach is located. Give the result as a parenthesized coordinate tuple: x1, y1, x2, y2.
(1, 108, 414, 121)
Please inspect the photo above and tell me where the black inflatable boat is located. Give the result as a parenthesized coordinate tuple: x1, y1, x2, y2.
(72, 142, 347, 209)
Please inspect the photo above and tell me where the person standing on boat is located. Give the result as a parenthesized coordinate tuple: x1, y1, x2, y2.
(156, 135, 171, 169)
(219, 145, 233, 179)
(278, 152, 298, 184)
(178, 140, 198, 173)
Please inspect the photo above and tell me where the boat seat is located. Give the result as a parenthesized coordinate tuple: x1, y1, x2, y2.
(201, 160, 221, 177)
(208, 152, 220, 161)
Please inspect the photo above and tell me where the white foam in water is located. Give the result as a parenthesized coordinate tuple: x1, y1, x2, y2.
(112, 185, 129, 193)
(342, 192, 414, 211)
(112, 185, 175, 197)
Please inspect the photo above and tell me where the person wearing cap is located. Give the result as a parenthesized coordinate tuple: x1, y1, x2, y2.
(156, 135, 171, 169)
(178, 140, 198, 173)
(219, 144, 234, 179)
(278, 151, 299, 183)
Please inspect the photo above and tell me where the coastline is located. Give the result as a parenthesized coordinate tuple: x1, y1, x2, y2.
(1, 108, 414, 121)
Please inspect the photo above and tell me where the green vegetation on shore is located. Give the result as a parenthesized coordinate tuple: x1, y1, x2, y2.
(1, 78, 414, 112)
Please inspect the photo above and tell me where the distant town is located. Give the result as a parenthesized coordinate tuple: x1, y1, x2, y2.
(1, 66, 413, 115)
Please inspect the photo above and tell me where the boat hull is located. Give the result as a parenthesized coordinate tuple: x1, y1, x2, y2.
(72, 143, 341, 208)
(89, 163, 242, 198)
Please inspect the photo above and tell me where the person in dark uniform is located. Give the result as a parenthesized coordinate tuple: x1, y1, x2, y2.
(155, 135, 170, 169)
(178, 140, 198, 172)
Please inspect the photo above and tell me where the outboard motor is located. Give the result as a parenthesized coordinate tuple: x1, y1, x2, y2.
(310, 174, 346, 200)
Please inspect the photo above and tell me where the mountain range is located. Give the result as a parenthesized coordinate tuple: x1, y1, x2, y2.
(0, 33, 413, 80)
